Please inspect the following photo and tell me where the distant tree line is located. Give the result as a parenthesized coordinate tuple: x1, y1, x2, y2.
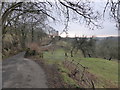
(70, 36, 119, 60)
(95, 37, 119, 60)
(1, 1, 119, 58)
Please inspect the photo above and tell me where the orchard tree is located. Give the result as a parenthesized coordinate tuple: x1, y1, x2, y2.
(1, 0, 119, 57)
(71, 36, 96, 58)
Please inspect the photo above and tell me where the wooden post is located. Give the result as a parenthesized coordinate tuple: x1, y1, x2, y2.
(91, 80, 95, 90)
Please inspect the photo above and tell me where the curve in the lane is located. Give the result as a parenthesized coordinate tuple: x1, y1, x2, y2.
(2, 52, 48, 88)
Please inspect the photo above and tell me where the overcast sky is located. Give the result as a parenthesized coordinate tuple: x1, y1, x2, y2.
(49, 0, 118, 37)
(3, 0, 118, 37)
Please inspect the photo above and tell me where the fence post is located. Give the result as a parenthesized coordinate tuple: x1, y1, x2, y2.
(81, 67, 86, 80)
(91, 80, 95, 90)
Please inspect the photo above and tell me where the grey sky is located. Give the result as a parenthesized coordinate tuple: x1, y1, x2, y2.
(49, 0, 118, 37)
(2, 0, 118, 37)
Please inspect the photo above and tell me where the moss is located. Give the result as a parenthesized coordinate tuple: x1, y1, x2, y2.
(58, 62, 80, 88)
(61, 73, 79, 88)
(58, 64, 70, 73)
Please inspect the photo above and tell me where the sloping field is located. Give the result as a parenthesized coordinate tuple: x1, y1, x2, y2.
(44, 48, 118, 88)
(75, 58, 118, 87)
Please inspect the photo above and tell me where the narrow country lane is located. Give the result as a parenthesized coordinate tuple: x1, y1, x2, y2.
(2, 52, 48, 88)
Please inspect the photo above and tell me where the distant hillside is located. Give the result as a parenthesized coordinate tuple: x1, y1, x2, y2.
(95, 36, 119, 41)
(60, 36, 119, 42)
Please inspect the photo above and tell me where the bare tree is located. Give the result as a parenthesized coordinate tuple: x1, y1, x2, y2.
(1, 1, 101, 35)
(117, 0, 120, 30)
(103, 0, 120, 30)
(2, 1, 118, 57)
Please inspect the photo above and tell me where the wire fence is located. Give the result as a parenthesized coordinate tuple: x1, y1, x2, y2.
(63, 57, 95, 88)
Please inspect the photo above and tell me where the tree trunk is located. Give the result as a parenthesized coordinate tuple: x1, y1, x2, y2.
(31, 27, 34, 42)
(109, 56, 112, 61)
(81, 48, 86, 57)
(88, 53, 91, 57)
(118, 1, 120, 30)
(70, 50, 73, 57)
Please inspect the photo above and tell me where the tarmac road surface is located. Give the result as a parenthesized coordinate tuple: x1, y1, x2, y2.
(2, 52, 48, 88)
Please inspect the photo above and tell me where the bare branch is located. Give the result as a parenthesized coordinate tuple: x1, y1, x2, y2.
(2, 2, 23, 25)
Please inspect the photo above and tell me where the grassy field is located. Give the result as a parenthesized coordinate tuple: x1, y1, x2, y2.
(78, 58, 118, 84)
(43, 48, 118, 88)
(44, 49, 65, 64)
